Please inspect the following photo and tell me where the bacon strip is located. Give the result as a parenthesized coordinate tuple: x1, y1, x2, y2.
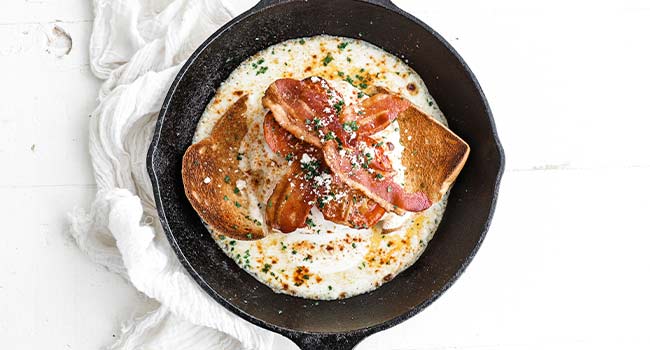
(357, 135, 394, 175)
(262, 77, 347, 148)
(265, 161, 317, 233)
(342, 93, 410, 136)
(264, 111, 386, 229)
(320, 179, 386, 229)
(322, 140, 432, 214)
(263, 111, 308, 157)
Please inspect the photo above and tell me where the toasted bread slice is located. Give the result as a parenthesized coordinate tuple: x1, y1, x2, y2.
(182, 95, 264, 240)
(399, 105, 470, 203)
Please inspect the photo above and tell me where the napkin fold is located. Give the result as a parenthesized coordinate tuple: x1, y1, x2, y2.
(68, 0, 274, 349)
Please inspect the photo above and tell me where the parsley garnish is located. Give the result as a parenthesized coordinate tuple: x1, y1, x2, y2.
(285, 153, 294, 161)
(375, 173, 384, 180)
(322, 53, 334, 66)
(311, 117, 322, 130)
(256, 66, 268, 75)
(224, 175, 231, 183)
(299, 38, 306, 45)
(300, 159, 320, 180)
(342, 121, 359, 132)
(332, 100, 344, 114)
(337, 42, 349, 50)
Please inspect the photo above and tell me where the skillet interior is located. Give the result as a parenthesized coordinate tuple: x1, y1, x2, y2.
(147, 0, 504, 346)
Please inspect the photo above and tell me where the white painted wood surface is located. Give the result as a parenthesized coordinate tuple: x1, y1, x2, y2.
(0, 0, 648, 349)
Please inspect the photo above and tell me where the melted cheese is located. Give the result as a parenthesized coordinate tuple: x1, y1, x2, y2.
(193, 35, 449, 300)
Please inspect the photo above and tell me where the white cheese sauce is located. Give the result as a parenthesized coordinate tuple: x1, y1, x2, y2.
(193, 35, 449, 300)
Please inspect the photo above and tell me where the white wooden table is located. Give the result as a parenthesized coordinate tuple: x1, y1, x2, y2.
(1, 1, 648, 349)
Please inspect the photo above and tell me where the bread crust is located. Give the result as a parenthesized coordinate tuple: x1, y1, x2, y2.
(181, 95, 265, 240)
(398, 105, 470, 203)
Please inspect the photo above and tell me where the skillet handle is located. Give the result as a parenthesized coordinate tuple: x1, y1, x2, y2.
(254, 0, 400, 11)
(287, 332, 368, 350)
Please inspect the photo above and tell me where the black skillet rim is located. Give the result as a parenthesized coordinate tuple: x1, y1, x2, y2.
(147, 0, 505, 343)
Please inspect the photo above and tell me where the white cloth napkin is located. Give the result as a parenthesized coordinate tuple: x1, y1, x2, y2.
(68, 0, 277, 349)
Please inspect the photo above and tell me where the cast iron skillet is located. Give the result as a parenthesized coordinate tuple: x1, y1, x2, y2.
(147, 0, 505, 348)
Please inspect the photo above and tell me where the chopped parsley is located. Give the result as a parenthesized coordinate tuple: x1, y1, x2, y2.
(251, 59, 264, 68)
(262, 263, 272, 273)
(224, 175, 231, 184)
(246, 233, 253, 239)
(306, 217, 315, 228)
(234, 187, 240, 194)
(300, 159, 320, 180)
(223, 195, 229, 201)
(357, 92, 365, 98)
(235, 201, 241, 208)
(237, 152, 243, 160)
(285, 153, 294, 161)
(322, 53, 334, 66)
(299, 38, 306, 45)
(337, 71, 345, 77)
(256, 66, 268, 75)
(337, 42, 349, 50)
(342, 121, 359, 132)
(311, 117, 322, 130)
(324, 131, 336, 141)
(375, 173, 384, 180)
(332, 100, 344, 114)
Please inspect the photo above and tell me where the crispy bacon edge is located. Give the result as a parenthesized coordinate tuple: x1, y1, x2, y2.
(321, 140, 432, 215)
